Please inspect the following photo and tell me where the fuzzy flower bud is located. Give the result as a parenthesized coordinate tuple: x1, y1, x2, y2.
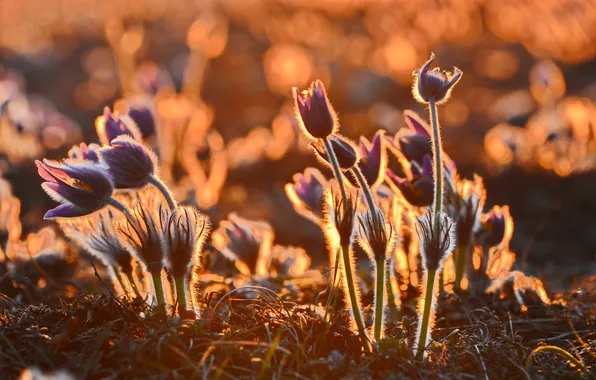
(385, 156, 434, 207)
(311, 134, 359, 170)
(98, 136, 157, 189)
(412, 54, 462, 105)
(349, 130, 387, 188)
(293, 80, 338, 140)
(36, 159, 114, 219)
(285, 167, 328, 223)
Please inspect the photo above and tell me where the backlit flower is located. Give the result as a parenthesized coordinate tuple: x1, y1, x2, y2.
(285, 167, 328, 223)
(350, 130, 387, 188)
(36, 159, 114, 219)
(212, 213, 274, 277)
(477, 205, 514, 248)
(268, 245, 311, 278)
(95, 107, 142, 146)
(385, 156, 434, 207)
(412, 54, 462, 105)
(416, 210, 456, 270)
(98, 136, 157, 189)
(293, 80, 337, 140)
(127, 98, 157, 139)
(311, 134, 359, 170)
(68, 142, 100, 163)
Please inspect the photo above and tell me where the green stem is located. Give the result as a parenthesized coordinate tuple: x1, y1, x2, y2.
(323, 138, 349, 214)
(107, 197, 136, 225)
(416, 269, 437, 360)
(124, 270, 142, 298)
(175, 275, 188, 316)
(341, 244, 371, 352)
(112, 265, 128, 298)
(373, 259, 386, 342)
(149, 175, 177, 210)
(151, 270, 167, 314)
(428, 97, 443, 229)
(324, 246, 342, 323)
(454, 244, 468, 292)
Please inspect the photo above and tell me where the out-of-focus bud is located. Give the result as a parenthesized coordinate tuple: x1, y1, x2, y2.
(412, 54, 462, 105)
(385, 156, 434, 207)
(285, 167, 328, 224)
(293, 80, 338, 140)
(68, 143, 100, 163)
(476, 205, 514, 248)
(95, 107, 142, 145)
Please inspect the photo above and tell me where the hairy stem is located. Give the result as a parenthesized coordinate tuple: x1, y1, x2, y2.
(428, 97, 443, 229)
(112, 265, 128, 298)
(175, 275, 188, 317)
(386, 260, 401, 319)
(373, 259, 386, 342)
(151, 270, 167, 314)
(352, 166, 376, 212)
(323, 138, 349, 213)
(416, 269, 437, 360)
(124, 270, 142, 298)
(148, 175, 177, 210)
(107, 197, 136, 225)
(341, 244, 371, 352)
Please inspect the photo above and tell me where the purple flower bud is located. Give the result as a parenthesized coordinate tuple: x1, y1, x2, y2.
(293, 80, 338, 140)
(351, 130, 387, 188)
(68, 143, 100, 163)
(95, 107, 142, 146)
(412, 53, 462, 105)
(285, 167, 328, 223)
(127, 100, 157, 139)
(98, 136, 157, 189)
(311, 134, 359, 170)
(36, 159, 114, 219)
(385, 156, 434, 207)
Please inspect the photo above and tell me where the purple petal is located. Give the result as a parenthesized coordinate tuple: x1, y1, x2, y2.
(44, 203, 92, 219)
(403, 110, 430, 137)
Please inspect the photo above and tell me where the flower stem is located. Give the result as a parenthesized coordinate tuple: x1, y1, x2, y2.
(124, 270, 142, 298)
(386, 259, 401, 319)
(149, 175, 177, 210)
(428, 97, 443, 229)
(416, 269, 437, 360)
(352, 166, 376, 212)
(341, 244, 371, 352)
(107, 197, 136, 225)
(454, 243, 468, 292)
(112, 265, 128, 298)
(151, 270, 167, 315)
(175, 275, 188, 317)
(373, 259, 386, 342)
(323, 138, 348, 213)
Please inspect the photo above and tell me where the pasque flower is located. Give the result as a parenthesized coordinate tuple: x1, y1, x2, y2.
(95, 107, 142, 146)
(36, 159, 114, 219)
(68, 142, 100, 163)
(412, 53, 462, 105)
(127, 99, 157, 139)
(385, 156, 434, 207)
(212, 214, 274, 277)
(477, 205, 513, 248)
(349, 130, 387, 188)
(293, 80, 338, 140)
(311, 134, 359, 170)
(98, 136, 157, 189)
(285, 167, 328, 223)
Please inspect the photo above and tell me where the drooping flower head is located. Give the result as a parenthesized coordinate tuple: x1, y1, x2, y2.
(293, 80, 338, 140)
(385, 155, 434, 207)
(311, 134, 360, 170)
(68, 142, 100, 163)
(95, 107, 142, 146)
(412, 53, 462, 105)
(163, 205, 210, 278)
(36, 159, 114, 219)
(285, 167, 328, 224)
(212, 213, 274, 277)
(98, 135, 157, 189)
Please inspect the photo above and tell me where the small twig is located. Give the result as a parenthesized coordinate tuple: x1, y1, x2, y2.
(92, 261, 115, 298)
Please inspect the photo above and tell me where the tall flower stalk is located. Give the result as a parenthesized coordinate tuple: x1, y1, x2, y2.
(411, 54, 462, 360)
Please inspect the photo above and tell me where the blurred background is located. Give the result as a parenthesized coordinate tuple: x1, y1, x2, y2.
(1, 0, 596, 290)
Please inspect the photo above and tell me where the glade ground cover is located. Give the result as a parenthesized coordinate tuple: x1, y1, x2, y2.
(0, 51, 594, 379)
